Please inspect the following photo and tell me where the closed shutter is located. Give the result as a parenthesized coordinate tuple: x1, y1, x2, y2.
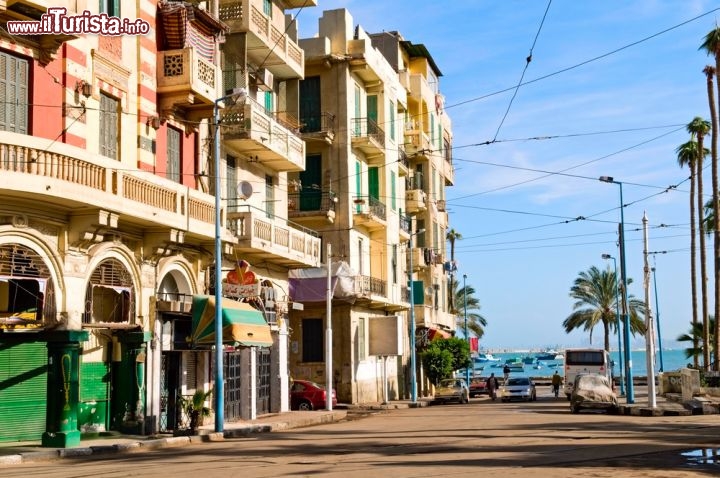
(100, 93, 119, 160)
(0, 51, 28, 134)
(167, 127, 181, 183)
(0, 341, 47, 442)
(79, 361, 111, 431)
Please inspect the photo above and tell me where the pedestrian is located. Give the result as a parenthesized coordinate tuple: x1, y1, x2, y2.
(486, 373, 499, 401)
(503, 364, 511, 381)
(551, 371, 563, 398)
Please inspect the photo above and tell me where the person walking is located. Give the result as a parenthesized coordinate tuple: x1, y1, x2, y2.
(503, 364, 511, 381)
(486, 373, 499, 401)
(551, 371, 563, 398)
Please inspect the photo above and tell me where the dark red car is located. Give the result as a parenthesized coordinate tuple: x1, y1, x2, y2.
(290, 379, 338, 410)
(469, 377, 488, 397)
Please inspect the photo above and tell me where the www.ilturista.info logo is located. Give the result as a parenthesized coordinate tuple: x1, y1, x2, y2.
(6, 7, 150, 36)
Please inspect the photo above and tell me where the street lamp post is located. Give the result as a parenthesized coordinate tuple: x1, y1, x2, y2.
(651, 266, 664, 372)
(408, 228, 425, 403)
(463, 274, 469, 386)
(602, 253, 625, 396)
(213, 88, 247, 432)
(599, 176, 634, 404)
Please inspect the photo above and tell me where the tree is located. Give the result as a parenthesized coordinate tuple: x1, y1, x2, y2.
(420, 342, 455, 386)
(688, 117, 712, 369)
(676, 139, 701, 367)
(563, 265, 646, 352)
(450, 280, 487, 339)
(700, 28, 720, 371)
(677, 317, 716, 368)
(446, 229, 462, 313)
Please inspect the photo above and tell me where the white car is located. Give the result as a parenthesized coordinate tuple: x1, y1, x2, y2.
(499, 376, 537, 402)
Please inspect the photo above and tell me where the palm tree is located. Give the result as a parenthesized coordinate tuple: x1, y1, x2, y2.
(677, 317, 716, 368)
(676, 139, 701, 367)
(449, 279, 487, 339)
(563, 265, 645, 352)
(446, 229, 462, 313)
(700, 28, 720, 370)
(688, 117, 712, 369)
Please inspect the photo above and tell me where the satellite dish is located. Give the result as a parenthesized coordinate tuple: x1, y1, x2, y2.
(237, 181, 253, 200)
(425, 286, 434, 296)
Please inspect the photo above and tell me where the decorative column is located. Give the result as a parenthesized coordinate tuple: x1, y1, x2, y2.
(112, 331, 151, 434)
(42, 330, 89, 448)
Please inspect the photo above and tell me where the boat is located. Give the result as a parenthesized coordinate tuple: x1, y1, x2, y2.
(522, 356, 537, 365)
(535, 350, 564, 361)
(474, 353, 500, 363)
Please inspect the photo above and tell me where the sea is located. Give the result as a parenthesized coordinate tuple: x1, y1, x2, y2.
(474, 349, 691, 378)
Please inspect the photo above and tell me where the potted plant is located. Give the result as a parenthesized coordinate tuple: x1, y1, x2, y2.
(180, 389, 212, 434)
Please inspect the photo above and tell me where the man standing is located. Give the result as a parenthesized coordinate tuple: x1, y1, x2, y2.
(486, 373, 499, 401)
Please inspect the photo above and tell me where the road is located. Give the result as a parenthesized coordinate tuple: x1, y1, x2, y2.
(5, 390, 720, 477)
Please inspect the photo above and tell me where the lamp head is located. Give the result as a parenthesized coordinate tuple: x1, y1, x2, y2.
(599, 176, 614, 183)
(601, 253, 612, 260)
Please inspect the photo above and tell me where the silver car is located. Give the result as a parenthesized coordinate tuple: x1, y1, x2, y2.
(434, 378, 470, 404)
(499, 376, 537, 402)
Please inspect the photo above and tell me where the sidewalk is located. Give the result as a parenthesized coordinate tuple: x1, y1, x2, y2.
(0, 401, 435, 466)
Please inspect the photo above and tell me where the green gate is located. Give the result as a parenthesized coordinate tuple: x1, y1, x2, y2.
(79, 361, 111, 433)
(0, 340, 47, 442)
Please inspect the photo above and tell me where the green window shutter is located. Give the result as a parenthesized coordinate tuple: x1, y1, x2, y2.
(411, 280, 424, 305)
(367, 95, 378, 122)
(263, 0, 272, 17)
(389, 101, 395, 141)
(264, 91, 273, 111)
(390, 171, 396, 210)
(368, 167, 379, 200)
(355, 161, 362, 212)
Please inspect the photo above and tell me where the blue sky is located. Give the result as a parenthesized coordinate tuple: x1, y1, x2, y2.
(295, 1, 720, 350)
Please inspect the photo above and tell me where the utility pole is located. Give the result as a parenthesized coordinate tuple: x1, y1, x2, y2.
(643, 212, 656, 408)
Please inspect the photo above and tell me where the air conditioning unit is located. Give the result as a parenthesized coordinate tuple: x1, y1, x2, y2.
(253, 69, 274, 92)
(436, 199, 446, 212)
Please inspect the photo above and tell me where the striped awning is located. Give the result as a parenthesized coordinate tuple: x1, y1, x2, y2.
(190, 295, 272, 348)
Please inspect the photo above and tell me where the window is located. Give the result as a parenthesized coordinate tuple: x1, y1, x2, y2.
(167, 127, 181, 183)
(389, 100, 395, 142)
(416, 219, 426, 248)
(392, 245, 398, 284)
(0, 51, 28, 134)
(357, 318, 366, 361)
(263, 0, 272, 17)
(299, 76, 321, 133)
(358, 238, 364, 275)
(226, 155, 238, 211)
(99, 93, 119, 160)
(99, 0, 120, 16)
(265, 175, 275, 218)
(301, 318, 323, 362)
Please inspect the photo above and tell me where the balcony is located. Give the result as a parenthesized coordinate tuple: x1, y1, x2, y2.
(353, 196, 386, 231)
(355, 275, 387, 299)
(157, 48, 220, 120)
(218, 0, 304, 78)
(404, 128, 432, 155)
(442, 154, 455, 186)
(0, 131, 217, 241)
(351, 118, 385, 160)
(399, 213, 411, 240)
(288, 191, 337, 227)
(407, 247, 427, 271)
(227, 205, 321, 268)
(406, 189, 427, 214)
(398, 148, 410, 177)
(221, 96, 305, 172)
(300, 112, 336, 145)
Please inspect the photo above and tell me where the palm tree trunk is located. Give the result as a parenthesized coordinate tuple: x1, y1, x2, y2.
(697, 142, 711, 370)
(710, 61, 720, 371)
(690, 158, 700, 368)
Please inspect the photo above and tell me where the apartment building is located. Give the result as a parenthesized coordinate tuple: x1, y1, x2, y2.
(0, 0, 318, 445)
(289, 9, 455, 404)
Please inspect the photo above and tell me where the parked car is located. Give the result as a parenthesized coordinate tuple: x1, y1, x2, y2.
(290, 379, 337, 411)
(469, 377, 488, 397)
(435, 378, 470, 404)
(498, 376, 537, 402)
(570, 373, 619, 414)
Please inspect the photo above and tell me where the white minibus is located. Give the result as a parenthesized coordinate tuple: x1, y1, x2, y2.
(563, 348, 613, 399)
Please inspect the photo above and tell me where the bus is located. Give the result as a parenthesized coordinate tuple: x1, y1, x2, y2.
(563, 348, 613, 399)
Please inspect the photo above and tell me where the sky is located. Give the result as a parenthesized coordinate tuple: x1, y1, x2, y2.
(293, 1, 720, 350)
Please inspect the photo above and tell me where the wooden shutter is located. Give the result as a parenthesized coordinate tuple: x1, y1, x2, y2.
(0, 51, 28, 134)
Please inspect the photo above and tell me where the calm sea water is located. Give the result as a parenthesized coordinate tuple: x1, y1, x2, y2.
(475, 349, 690, 378)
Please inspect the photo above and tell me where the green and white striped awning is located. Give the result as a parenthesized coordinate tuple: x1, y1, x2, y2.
(190, 295, 272, 348)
